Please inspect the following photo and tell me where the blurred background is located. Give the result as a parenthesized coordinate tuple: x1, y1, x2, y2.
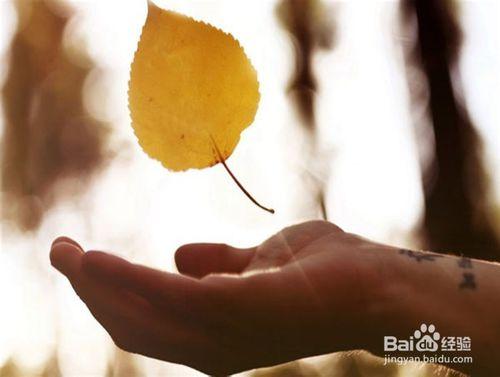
(0, 0, 498, 376)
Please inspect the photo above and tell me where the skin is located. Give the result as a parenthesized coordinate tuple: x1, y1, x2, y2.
(50, 220, 500, 376)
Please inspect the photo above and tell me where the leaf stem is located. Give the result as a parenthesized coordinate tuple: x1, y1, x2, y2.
(210, 137, 275, 214)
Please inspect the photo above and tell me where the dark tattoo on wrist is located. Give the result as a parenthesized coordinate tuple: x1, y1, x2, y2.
(458, 256, 476, 290)
(398, 250, 478, 290)
(459, 272, 477, 290)
(457, 256, 473, 269)
(399, 249, 444, 262)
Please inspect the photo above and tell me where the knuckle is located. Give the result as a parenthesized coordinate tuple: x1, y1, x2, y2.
(282, 220, 343, 239)
(309, 219, 344, 233)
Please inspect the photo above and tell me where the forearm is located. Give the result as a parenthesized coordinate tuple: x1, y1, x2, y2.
(364, 248, 500, 376)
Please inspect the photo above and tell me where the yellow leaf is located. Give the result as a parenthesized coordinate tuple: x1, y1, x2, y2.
(129, 2, 260, 171)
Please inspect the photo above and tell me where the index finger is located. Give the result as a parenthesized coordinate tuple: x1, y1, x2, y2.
(82, 251, 211, 316)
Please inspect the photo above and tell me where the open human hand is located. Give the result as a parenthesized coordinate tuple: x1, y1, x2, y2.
(50, 221, 500, 376)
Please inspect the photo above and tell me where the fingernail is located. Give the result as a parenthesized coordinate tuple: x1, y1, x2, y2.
(52, 237, 68, 247)
(51, 236, 82, 250)
(50, 241, 82, 275)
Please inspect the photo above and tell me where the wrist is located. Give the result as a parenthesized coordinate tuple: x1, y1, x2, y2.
(362, 251, 500, 376)
(356, 250, 411, 355)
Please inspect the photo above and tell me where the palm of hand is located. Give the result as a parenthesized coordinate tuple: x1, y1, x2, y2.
(51, 221, 381, 375)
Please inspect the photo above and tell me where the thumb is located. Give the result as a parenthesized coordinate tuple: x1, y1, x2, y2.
(175, 243, 255, 278)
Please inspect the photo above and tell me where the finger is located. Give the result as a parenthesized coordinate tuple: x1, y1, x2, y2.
(52, 236, 83, 251)
(51, 243, 210, 365)
(82, 251, 209, 316)
(50, 241, 84, 278)
(175, 243, 255, 278)
(50, 242, 154, 338)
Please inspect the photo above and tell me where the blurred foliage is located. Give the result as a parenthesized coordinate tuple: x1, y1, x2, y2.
(1, 0, 111, 232)
(318, 352, 398, 377)
(0, 358, 21, 377)
(252, 351, 468, 377)
(104, 348, 139, 377)
(39, 353, 61, 377)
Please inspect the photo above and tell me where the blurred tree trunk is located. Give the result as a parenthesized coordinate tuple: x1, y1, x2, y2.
(277, 0, 335, 220)
(401, 0, 500, 261)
